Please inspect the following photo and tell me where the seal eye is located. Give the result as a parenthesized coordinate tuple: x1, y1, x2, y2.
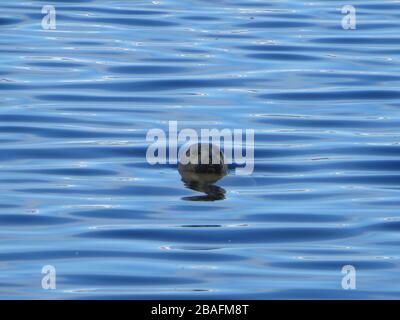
(186, 150, 190, 157)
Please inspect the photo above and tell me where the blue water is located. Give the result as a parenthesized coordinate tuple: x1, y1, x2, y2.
(1, 0, 400, 299)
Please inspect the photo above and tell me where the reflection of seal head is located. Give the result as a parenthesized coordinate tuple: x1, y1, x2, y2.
(178, 143, 227, 201)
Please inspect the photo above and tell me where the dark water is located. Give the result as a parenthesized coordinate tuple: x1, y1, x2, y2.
(1, 0, 400, 299)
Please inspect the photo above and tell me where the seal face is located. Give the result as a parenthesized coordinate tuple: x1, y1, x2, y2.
(178, 143, 227, 176)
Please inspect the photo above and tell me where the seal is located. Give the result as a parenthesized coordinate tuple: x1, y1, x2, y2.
(178, 143, 227, 176)
(178, 143, 227, 201)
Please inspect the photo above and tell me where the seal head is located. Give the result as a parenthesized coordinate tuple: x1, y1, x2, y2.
(178, 143, 227, 176)
(178, 143, 227, 201)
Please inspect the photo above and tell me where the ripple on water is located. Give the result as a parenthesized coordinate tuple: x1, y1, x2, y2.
(1, 0, 400, 299)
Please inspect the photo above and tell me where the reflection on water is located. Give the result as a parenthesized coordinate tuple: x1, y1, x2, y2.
(180, 171, 227, 201)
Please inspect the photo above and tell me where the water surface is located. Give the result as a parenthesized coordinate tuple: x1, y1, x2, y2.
(1, 0, 400, 299)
